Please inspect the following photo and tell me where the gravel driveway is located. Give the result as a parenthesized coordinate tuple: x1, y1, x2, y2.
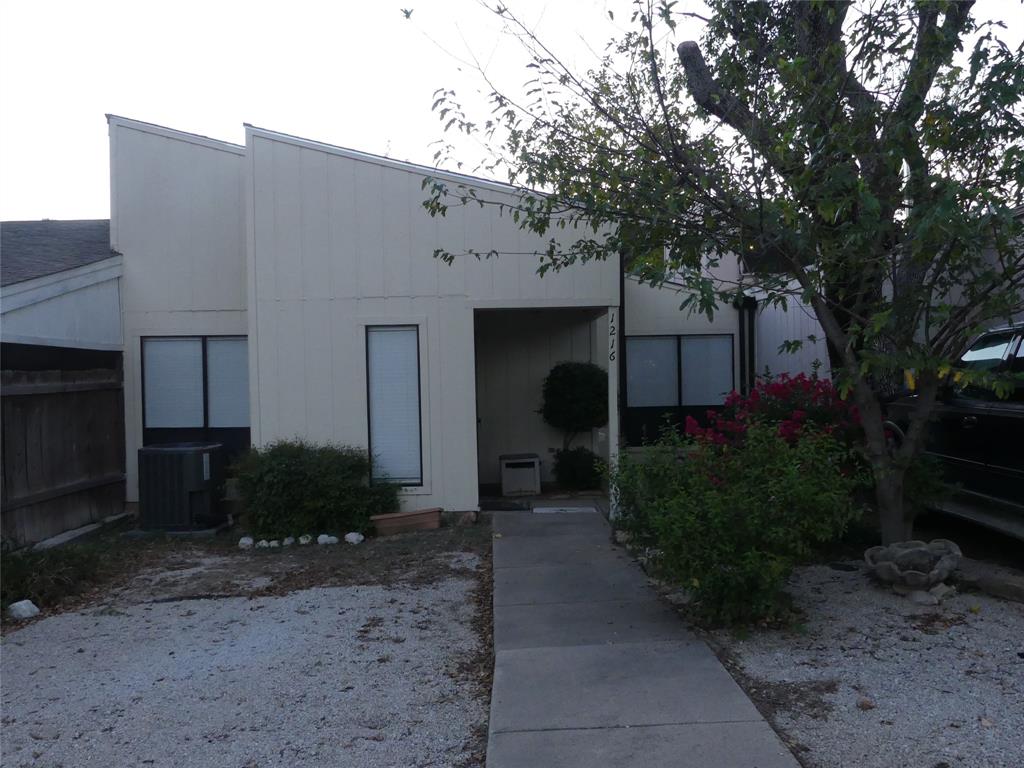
(1, 533, 490, 768)
(711, 563, 1024, 768)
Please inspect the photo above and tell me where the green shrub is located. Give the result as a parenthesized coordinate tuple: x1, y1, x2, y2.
(612, 425, 865, 624)
(234, 440, 399, 539)
(541, 362, 608, 446)
(553, 446, 602, 490)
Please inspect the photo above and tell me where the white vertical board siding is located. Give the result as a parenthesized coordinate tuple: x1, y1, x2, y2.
(247, 128, 619, 511)
(111, 117, 248, 501)
(755, 297, 830, 378)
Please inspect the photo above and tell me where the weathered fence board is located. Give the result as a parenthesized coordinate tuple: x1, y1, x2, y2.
(1, 367, 125, 547)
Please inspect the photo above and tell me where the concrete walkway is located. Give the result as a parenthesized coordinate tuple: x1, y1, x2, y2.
(487, 507, 799, 768)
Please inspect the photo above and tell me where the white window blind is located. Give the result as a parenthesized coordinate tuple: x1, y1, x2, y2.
(367, 326, 422, 484)
(143, 338, 204, 427)
(207, 337, 249, 427)
(680, 336, 733, 406)
(626, 337, 679, 407)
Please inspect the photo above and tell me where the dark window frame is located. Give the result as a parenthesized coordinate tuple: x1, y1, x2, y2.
(140, 335, 249, 429)
(623, 333, 736, 446)
(140, 335, 251, 461)
(365, 324, 424, 487)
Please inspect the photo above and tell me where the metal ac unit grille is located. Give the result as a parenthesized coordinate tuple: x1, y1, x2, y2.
(138, 442, 225, 531)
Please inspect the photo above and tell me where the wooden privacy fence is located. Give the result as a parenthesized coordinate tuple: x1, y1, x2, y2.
(1, 367, 125, 548)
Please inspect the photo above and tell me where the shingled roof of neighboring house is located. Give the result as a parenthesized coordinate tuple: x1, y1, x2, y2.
(1, 220, 113, 287)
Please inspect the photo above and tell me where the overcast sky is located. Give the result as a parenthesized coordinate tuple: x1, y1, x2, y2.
(0, 0, 1019, 221)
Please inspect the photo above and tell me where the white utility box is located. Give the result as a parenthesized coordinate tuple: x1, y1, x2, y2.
(499, 453, 542, 496)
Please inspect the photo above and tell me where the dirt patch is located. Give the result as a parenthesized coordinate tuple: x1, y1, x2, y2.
(452, 544, 495, 768)
(4, 523, 492, 631)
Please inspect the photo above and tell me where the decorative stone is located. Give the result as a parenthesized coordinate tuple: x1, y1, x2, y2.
(929, 583, 956, 601)
(865, 539, 962, 598)
(864, 545, 893, 563)
(268, 540, 280, 548)
(282, 537, 295, 547)
(873, 561, 901, 583)
(909, 590, 939, 606)
(894, 547, 935, 574)
(903, 570, 930, 589)
(7, 599, 40, 620)
(238, 536, 254, 550)
(256, 540, 270, 549)
(344, 532, 365, 545)
(298, 534, 313, 545)
(317, 534, 339, 545)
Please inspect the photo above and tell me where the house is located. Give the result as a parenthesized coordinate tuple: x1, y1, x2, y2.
(108, 115, 825, 513)
(0, 220, 125, 546)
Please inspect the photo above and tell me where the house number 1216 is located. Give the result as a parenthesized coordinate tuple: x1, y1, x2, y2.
(608, 310, 617, 362)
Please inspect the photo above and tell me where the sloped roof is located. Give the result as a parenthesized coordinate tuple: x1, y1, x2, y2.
(1, 220, 113, 287)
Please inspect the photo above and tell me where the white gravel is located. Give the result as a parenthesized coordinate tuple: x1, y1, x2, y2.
(2, 578, 484, 767)
(713, 563, 1024, 768)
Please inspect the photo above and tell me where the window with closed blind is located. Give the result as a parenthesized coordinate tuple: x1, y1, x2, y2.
(623, 333, 735, 445)
(142, 336, 249, 428)
(366, 326, 423, 486)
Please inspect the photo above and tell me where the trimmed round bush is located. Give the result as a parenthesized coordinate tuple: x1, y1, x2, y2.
(541, 362, 608, 445)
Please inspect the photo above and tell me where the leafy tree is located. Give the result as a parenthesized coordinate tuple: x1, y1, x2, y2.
(424, 0, 1023, 543)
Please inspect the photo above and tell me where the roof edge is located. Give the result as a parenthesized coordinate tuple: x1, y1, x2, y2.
(107, 114, 245, 156)
(1, 254, 122, 309)
(244, 123, 529, 197)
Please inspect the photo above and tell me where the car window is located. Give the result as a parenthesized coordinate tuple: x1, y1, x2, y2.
(1010, 335, 1024, 403)
(955, 331, 1015, 401)
(959, 332, 1015, 371)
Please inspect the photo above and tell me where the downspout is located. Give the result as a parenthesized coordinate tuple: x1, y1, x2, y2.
(733, 294, 758, 394)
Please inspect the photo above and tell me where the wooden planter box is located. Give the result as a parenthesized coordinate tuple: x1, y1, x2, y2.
(371, 507, 442, 536)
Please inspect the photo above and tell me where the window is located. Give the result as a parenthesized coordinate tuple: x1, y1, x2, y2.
(625, 334, 735, 408)
(142, 336, 249, 429)
(143, 338, 204, 427)
(960, 332, 1015, 372)
(680, 336, 734, 406)
(1007, 335, 1024, 402)
(366, 326, 422, 485)
(626, 337, 678, 407)
(207, 338, 249, 427)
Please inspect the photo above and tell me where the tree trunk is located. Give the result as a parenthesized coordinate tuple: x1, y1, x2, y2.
(873, 461, 912, 544)
(852, 378, 914, 544)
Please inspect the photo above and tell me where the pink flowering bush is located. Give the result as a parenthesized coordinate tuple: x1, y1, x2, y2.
(683, 372, 862, 448)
